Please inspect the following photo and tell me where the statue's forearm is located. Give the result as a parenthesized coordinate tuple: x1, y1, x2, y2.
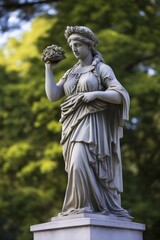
(45, 64, 63, 102)
(95, 90, 123, 104)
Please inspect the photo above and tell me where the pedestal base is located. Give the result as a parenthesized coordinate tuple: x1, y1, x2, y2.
(30, 213, 145, 240)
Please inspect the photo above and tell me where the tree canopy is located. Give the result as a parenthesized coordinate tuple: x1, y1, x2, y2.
(0, 0, 58, 32)
(0, 1, 160, 240)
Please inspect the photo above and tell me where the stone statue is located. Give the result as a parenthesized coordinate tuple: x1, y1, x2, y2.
(44, 26, 132, 219)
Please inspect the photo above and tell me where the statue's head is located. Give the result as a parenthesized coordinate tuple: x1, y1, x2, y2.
(64, 26, 104, 64)
(64, 26, 99, 50)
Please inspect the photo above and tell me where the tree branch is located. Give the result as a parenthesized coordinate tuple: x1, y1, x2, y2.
(0, 0, 59, 10)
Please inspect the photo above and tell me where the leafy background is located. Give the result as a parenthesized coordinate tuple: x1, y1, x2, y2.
(0, 0, 160, 240)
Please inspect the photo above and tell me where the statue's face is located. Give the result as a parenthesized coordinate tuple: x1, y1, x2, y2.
(69, 39, 90, 60)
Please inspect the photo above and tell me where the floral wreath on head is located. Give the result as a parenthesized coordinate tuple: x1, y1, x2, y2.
(64, 26, 99, 47)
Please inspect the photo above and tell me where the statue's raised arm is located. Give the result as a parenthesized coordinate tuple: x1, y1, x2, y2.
(42, 45, 66, 102)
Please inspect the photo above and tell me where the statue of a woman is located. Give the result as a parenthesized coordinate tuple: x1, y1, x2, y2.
(45, 26, 132, 219)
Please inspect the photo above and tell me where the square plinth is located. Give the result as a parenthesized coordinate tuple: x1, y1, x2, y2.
(30, 213, 145, 240)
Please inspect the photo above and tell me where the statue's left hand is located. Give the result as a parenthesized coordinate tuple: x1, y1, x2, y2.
(82, 92, 97, 102)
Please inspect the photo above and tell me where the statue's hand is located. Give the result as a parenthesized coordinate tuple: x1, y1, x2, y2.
(45, 62, 59, 69)
(82, 92, 97, 102)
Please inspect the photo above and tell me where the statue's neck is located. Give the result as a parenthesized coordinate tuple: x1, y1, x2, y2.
(79, 52, 93, 67)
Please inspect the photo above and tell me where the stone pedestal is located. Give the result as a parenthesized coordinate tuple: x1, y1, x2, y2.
(30, 213, 145, 240)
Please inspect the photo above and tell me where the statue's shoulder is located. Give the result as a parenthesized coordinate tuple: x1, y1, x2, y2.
(96, 62, 114, 77)
(62, 65, 75, 79)
(97, 62, 112, 71)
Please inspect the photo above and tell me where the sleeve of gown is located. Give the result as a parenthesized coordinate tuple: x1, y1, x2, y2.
(97, 63, 130, 126)
(97, 63, 123, 90)
(57, 68, 71, 86)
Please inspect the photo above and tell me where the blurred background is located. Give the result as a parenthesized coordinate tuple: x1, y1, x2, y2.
(0, 0, 160, 240)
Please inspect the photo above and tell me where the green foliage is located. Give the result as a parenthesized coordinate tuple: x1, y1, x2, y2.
(0, 1, 160, 240)
(0, 15, 67, 240)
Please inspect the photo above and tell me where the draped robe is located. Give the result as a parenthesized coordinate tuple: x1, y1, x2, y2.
(58, 62, 131, 218)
